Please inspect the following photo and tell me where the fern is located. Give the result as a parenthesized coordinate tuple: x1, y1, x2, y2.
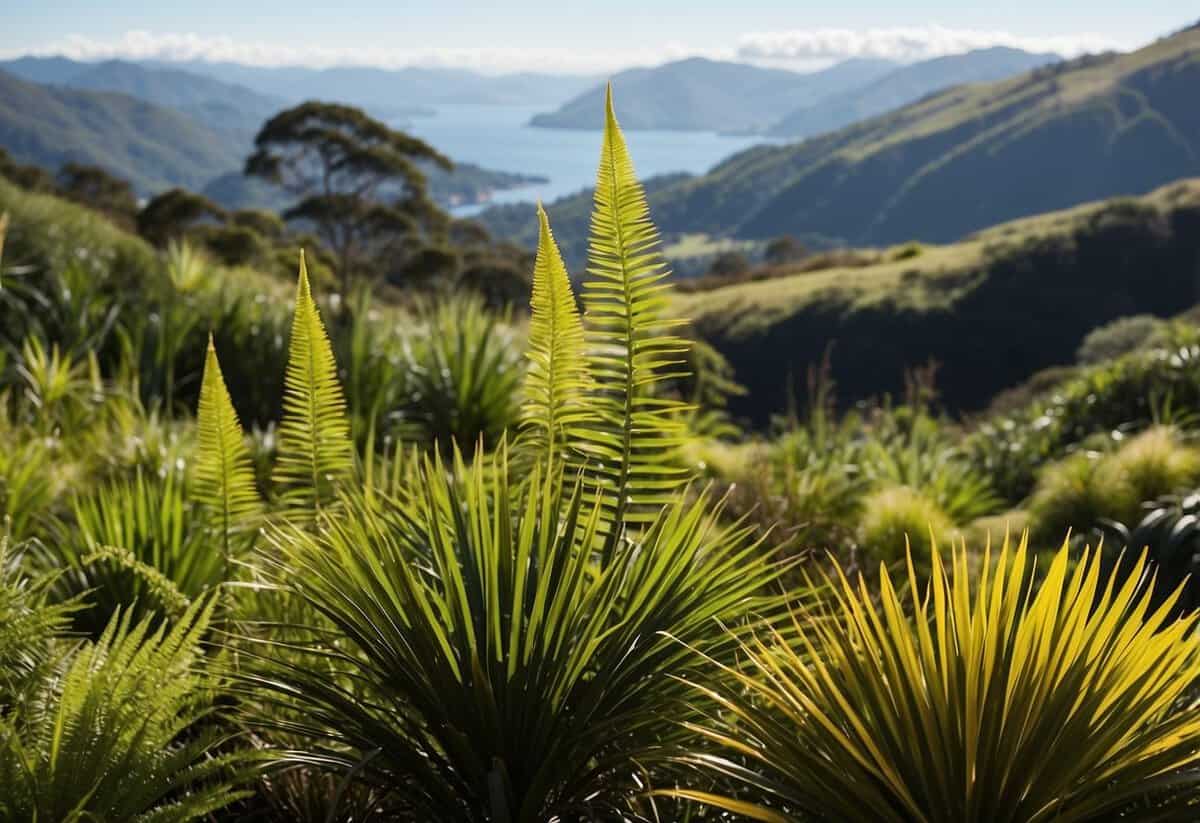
(520, 203, 591, 468)
(574, 86, 690, 538)
(273, 251, 354, 517)
(0, 598, 251, 821)
(195, 334, 261, 569)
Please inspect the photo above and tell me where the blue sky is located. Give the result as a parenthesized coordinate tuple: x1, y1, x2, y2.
(2, 1, 1192, 74)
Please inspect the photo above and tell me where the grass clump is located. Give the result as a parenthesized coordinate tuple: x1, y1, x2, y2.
(858, 484, 955, 568)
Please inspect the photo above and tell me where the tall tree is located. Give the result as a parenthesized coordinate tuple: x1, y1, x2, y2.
(245, 101, 451, 290)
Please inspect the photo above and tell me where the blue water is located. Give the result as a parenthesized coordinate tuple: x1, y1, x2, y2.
(399, 104, 773, 213)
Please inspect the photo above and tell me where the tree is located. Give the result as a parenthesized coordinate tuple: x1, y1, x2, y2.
(707, 250, 751, 279)
(245, 101, 452, 291)
(0, 148, 55, 193)
(57, 163, 138, 230)
(764, 233, 807, 266)
(137, 188, 225, 248)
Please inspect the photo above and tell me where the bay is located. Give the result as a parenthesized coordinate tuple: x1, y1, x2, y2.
(398, 103, 773, 213)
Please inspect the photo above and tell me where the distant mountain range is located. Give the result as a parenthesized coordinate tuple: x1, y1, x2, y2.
(528, 57, 897, 133)
(0, 56, 284, 141)
(766, 47, 1059, 138)
(142, 60, 598, 110)
(0, 64, 545, 205)
(0, 68, 241, 194)
(528, 49, 1059, 135)
(489, 24, 1200, 258)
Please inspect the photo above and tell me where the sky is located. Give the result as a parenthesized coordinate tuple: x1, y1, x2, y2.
(1, 1, 1193, 75)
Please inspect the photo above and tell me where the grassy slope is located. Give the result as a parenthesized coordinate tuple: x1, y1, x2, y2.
(679, 179, 1200, 423)
(648, 26, 1200, 245)
(766, 48, 1059, 139)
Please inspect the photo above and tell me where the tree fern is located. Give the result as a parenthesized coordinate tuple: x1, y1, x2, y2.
(195, 334, 261, 571)
(520, 203, 591, 468)
(273, 251, 354, 517)
(574, 86, 690, 537)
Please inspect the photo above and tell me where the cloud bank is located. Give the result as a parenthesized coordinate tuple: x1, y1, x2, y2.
(3, 26, 1129, 75)
(737, 25, 1125, 63)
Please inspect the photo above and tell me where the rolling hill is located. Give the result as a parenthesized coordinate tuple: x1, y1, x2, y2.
(0, 57, 285, 139)
(636, 25, 1200, 247)
(678, 179, 1200, 423)
(0, 67, 548, 207)
(528, 57, 896, 132)
(766, 47, 1060, 139)
(0, 69, 241, 194)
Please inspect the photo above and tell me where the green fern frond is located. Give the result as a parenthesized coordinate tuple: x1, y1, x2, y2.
(80, 545, 192, 619)
(195, 335, 261, 566)
(273, 251, 354, 517)
(520, 203, 591, 467)
(575, 86, 691, 530)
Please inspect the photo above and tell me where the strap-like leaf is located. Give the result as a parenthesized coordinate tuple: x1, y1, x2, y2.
(273, 251, 354, 517)
(519, 203, 591, 468)
(575, 86, 690, 534)
(194, 334, 262, 565)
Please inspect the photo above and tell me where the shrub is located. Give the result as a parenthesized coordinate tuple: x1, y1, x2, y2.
(1108, 425, 1200, 500)
(858, 484, 954, 568)
(1028, 427, 1200, 544)
(1076, 313, 1165, 365)
(671, 537, 1200, 821)
(1028, 452, 1136, 543)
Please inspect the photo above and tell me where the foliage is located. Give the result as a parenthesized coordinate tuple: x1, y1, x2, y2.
(858, 484, 954, 568)
(573, 87, 690, 532)
(194, 334, 262, 568)
(0, 598, 250, 822)
(1076, 313, 1166, 365)
(1028, 426, 1200, 544)
(49, 468, 213, 633)
(245, 101, 451, 287)
(272, 253, 354, 517)
(57, 162, 138, 230)
(1101, 490, 1200, 617)
(245, 449, 781, 821)
(388, 294, 523, 454)
(671, 536, 1200, 822)
(519, 203, 590, 467)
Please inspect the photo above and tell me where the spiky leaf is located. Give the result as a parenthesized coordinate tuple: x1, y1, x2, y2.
(195, 335, 261, 563)
(520, 203, 591, 467)
(273, 252, 353, 516)
(575, 87, 690, 530)
(671, 535, 1200, 822)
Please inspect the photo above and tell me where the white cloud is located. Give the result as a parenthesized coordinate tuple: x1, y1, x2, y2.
(736, 25, 1127, 64)
(2, 30, 734, 76)
(1, 26, 1130, 76)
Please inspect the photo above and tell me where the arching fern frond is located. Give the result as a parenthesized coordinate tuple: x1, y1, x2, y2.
(575, 86, 690, 535)
(520, 203, 591, 468)
(273, 252, 353, 518)
(195, 335, 261, 568)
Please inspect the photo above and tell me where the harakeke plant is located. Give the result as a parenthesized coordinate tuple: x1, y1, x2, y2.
(670, 536, 1200, 822)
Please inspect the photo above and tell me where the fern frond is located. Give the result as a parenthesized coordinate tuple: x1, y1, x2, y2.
(80, 545, 192, 619)
(575, 86, 691, 531)
(520, 203, 591, 468)
(273, 251, 354, 517)
(195, 335, 261, 566)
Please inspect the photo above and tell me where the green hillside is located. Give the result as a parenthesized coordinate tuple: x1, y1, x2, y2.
(679, 179, 1200, 423)
(0, 69, 241, 194)
(641, 25, 1200, 246)
(528, 57, 895, 132)
(767, 47, 1059, 138)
